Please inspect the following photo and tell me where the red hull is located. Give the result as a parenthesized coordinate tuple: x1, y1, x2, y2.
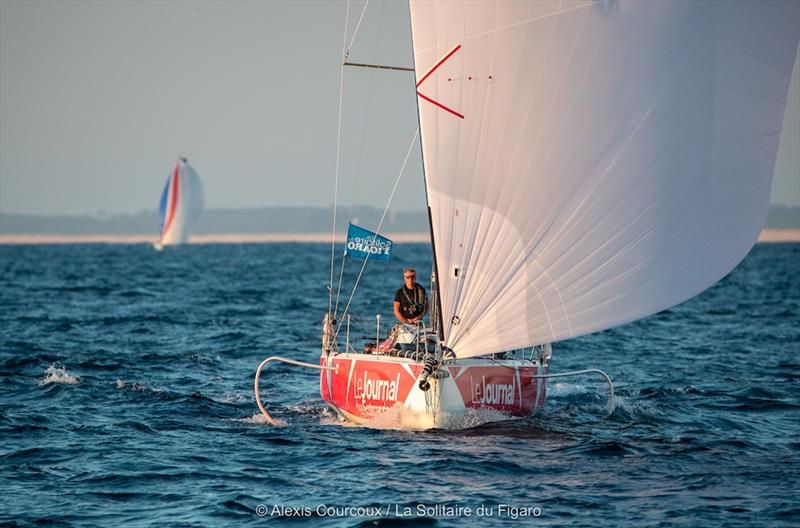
(320, 353, 548, 427)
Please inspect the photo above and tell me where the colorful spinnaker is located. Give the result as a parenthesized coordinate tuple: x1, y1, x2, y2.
(158, 158, 204, 246)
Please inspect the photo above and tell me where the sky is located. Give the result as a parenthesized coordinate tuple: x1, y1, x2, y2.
(0, 0, 798, 216)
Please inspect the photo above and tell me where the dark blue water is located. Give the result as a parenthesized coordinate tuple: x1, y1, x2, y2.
(1, 242, 798, 527)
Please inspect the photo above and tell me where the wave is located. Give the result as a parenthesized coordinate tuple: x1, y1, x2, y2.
(115, 379, 158, 394)
(219, 392, 251, 404)
(326, 404, 519, 431)
(233, 402, 333, 427)
(548, 382, 590, 397)
(3, 243, 798, 527)
(231, 413, 287, 427)
(39, 363, 80, 385)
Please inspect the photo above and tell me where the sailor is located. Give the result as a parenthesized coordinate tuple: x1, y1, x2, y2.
(394, 268, 428, 324)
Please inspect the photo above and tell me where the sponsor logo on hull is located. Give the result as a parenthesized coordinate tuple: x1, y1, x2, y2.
(471, 375, 516, 407)
(356, 371, 401, 405)
(452, 365, 542, 415)
(322, 357, 420, 419)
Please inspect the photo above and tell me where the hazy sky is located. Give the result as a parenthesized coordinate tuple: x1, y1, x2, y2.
(1, 0, 798, 216)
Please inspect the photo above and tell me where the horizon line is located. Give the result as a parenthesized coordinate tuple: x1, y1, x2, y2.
(1, 229, 798, 245)
(2, 203, 798, 218)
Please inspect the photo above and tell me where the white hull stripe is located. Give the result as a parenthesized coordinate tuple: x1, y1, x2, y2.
(344, 359, 357, 401)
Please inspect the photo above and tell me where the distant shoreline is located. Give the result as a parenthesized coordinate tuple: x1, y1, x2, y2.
(0, 232, 433, 245)
(757, 229, 800, 243)
(1, 229, 798, 245)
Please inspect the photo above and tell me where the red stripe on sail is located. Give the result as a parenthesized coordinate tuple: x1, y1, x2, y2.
(416, 92, 464, 119)
(162, 163, 181, 237)
(416, 44, 461, 88)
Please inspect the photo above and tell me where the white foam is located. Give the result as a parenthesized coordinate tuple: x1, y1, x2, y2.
(548, 382, 589, 397)
(285, 403, 322, 415)
(613, 395, 655, 417)
(362, 405, 436, 430)
(220, 392, 249, 403)
(40, 363, 80, 385)
(320, 417, 356, 427)
(231, 413, 287, 427)
(437, 407, 515, 430)
(113, 380, 163, 397)
(318, 407, 356, 427)
(334, 404, 515, 431)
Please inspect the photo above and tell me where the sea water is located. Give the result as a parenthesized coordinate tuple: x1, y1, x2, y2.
(0, 243, 798, 527)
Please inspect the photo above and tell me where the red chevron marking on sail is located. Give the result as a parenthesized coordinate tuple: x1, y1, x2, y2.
(416, 44, 463, 119)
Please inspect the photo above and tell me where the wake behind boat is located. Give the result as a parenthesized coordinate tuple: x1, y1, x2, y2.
(254, 1, 799, 429)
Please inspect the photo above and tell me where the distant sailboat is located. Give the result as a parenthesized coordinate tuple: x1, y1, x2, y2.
(255, 1, 799, 429)
(155, 158, 204, 249)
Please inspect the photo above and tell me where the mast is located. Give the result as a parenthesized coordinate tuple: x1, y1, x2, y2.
(426, 206, 444, 341)
(408, 3, 445, 342)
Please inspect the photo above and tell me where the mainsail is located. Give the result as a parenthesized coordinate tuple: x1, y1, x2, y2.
(409, 1, 799, 358)
(158, 158, 204, 246)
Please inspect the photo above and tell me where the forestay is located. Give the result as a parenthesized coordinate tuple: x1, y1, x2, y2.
(159, 158, 205, 246)
(409, 0, 799, 358)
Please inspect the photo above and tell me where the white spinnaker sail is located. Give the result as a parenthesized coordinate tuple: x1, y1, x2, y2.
(409, 1, 799, 358)
(159, 158, 205, 246)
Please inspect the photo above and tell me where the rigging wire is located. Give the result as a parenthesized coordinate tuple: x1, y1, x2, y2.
(347, 0, 386, 216)
(335, 127, 420, 338)
(329, 0, 353, 317)
(344, 0, 371, 62)
(334, 0, 387, 320)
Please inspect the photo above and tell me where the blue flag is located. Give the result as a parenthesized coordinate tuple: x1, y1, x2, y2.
(345, 223, 393, 261)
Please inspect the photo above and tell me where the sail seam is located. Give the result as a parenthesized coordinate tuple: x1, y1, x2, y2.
(470, 4, 561, 324)
(455, 6, 545, 346)
(412, 2, 592, 55)
(530, 259, 568, 340)
(450, 0, 503, 347)
(518, 7, 591, 201)
(509, 11, 614, 339)
(475, 5, 591, 344)
(450, 3, 573, 351)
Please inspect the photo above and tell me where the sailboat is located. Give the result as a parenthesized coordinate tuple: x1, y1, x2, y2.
(154, 157, 205, 249)
(255, 1, 799, 429)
